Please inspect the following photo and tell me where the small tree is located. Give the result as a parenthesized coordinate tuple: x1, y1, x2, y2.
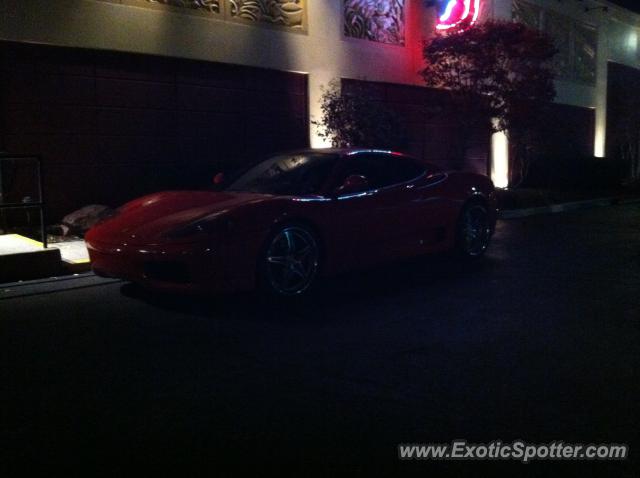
(313, 80, 408, 150)
(421, 21, 557, 185)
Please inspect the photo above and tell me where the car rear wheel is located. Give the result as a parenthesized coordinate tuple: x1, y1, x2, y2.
(260, 225, 320, 297)
(455, 202, 492, 258)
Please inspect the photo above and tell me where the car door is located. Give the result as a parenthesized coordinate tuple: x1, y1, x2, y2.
(327, 152, 425, 269)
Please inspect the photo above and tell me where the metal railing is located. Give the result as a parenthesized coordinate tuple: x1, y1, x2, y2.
(0, 153, 47, 248)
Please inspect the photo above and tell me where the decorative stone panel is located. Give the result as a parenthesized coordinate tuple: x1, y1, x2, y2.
(228, 1, 305, 30)
(150, 0, 221, 13)
(512, 0, 597, 86)
(120, 0, 222, 17)
(344, 0, 405, 45)
(112, 0, 306, 32)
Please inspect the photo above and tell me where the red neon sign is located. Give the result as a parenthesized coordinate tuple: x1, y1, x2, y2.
(436, 0, 480, 31)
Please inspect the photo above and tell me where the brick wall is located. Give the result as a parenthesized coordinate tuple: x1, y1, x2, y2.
(0, 42, 309, 221)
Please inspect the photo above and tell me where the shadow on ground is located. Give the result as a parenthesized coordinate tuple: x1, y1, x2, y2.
(118, 252, 497, 317)
(3, 207, 639, 477)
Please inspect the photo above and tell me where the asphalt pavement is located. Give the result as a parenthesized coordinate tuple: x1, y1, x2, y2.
(2, 204, 639, 477)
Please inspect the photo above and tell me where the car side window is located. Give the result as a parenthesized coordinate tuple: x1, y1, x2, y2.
(295, 158, 337, 195)
(394, 157, 427, 183)
(336, 153, 426, 191)
(336, 155, 384, 190)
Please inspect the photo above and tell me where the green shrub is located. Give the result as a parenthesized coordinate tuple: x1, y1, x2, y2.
(313, 80, 408, 151)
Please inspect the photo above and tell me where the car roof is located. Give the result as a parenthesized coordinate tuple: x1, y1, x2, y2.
(285, 148, 412, 158)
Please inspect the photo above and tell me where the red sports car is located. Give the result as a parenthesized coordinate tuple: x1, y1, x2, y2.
(86, 149, 497, 297)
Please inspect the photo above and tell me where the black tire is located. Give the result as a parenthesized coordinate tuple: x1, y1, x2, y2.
(455, 202, 492, 258)
(258, 224, 321, 298)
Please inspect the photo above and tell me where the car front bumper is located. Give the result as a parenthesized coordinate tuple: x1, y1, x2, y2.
(86, 239, 245, 294)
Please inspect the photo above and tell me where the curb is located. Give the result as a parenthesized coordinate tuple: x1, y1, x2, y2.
(0, 272, 121, 300)
(498, 196, 640, 219)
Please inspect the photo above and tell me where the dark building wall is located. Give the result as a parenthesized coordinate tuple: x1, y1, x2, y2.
(607, 61, 640, 161)
(518, 101, 595, 188)
(0, 42, 309, 221)
(342, 78, 597, 183)
(538, 102, 595, 158)
(341, 78, 491, 175)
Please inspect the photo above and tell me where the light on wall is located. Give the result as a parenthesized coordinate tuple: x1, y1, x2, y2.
(310, 130, 333, 149)
(491, 130, 509, 188)
(626, 30, 638, 54)
(594, 123, 606, 158)
(309, 73, 335, 149)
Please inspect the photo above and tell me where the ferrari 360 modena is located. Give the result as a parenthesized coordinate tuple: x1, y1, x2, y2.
(86, 149, 497, 296)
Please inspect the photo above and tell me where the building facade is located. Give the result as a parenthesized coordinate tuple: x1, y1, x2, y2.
(0, 0, 639, 218)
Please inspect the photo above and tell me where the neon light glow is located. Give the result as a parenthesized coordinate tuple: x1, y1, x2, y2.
(462, 0, 471, 22)
(471, 0, 480, 23)
(436, 0, 480, 32)
(439, 0, 457, 22)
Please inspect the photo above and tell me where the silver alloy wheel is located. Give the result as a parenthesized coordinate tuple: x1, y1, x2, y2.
(460, 204, 491, 257)
(264, 226, 319, 296)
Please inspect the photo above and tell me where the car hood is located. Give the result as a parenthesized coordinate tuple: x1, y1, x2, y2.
(87, 190, 271, 244)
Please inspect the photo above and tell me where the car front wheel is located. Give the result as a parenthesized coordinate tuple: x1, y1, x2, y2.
(260, 225, 320, 297)
(455, 202, 492, 258)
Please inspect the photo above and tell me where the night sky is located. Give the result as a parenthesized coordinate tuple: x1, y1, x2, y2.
(608, 0, 640, 14)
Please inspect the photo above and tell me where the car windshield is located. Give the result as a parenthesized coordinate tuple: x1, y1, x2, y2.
(227, 153, 338, 195)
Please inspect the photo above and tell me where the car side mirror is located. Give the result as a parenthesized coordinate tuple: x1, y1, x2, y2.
(336, 174, 369, 195)
(213, 172, 225, 186)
